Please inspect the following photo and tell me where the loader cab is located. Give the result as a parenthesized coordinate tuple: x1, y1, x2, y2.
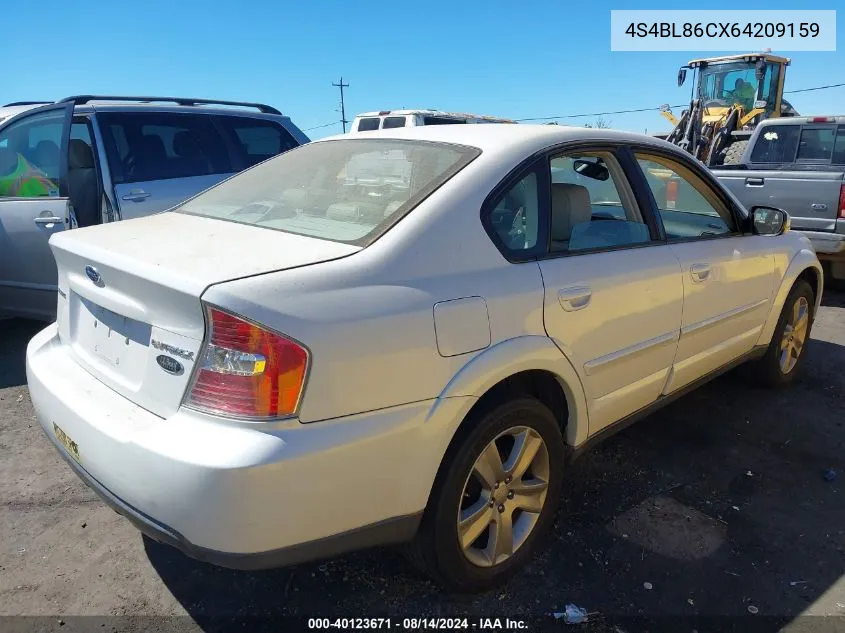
(679, 53, 792, 125)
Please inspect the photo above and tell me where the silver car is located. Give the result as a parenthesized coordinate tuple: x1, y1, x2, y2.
(0, 96, 309, 321)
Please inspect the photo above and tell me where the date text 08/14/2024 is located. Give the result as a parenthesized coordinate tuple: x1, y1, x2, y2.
(624, 21, 820, 39)
(307, 618, 529, 630)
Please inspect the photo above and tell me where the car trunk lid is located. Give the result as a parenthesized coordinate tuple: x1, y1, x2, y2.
(50, 212, 360, 419)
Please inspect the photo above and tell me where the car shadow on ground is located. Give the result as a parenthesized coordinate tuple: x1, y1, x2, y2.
(0, 318, 45, 389)
(143, 297, 845, 628)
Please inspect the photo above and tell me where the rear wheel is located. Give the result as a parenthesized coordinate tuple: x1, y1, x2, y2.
(755, 280, 814, 387)
(407, 398, 565, 592)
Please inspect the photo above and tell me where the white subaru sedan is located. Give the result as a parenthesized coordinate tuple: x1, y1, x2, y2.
(27, 124, 821, 592)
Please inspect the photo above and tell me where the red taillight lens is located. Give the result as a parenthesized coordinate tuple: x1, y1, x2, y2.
(186, 307, 308, 419)
(838, 185, 845, 220)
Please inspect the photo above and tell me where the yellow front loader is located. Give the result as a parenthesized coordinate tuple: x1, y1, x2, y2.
(661, 52, 797, 166)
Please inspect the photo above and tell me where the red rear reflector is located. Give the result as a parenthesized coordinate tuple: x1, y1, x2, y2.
(811, 117, 835, 123)
(186, 307, 308, 419)
(838, 185, 845, 220)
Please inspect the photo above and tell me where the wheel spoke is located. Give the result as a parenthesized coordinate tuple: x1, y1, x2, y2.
(794, 313, 809, 339)
(792, 299, 802, 325)
(505, 429, 543, 479)
(459, 499, 494, 549)
(473, 442, 505, 490)
(486, 510, 513, 564)
(510, 479, 547, 513)
(792, 336, 804, 357)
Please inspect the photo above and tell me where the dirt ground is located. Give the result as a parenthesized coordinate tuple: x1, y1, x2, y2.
(1, 292, 844, 632)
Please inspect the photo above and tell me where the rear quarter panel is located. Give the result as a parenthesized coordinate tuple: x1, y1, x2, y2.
(201, 149, 553, 424)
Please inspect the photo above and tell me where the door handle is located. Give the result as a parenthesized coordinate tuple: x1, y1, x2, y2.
(745, 177, 764, 186)
(33, 216, 63, 226)
(558, 287, 592, 311)
(689, 263, 712, 282)
(121, 189, 151, 202)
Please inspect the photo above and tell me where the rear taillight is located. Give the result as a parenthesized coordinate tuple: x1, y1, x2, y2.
(186, 307, 308, 419)
(839, 185, 845, 220)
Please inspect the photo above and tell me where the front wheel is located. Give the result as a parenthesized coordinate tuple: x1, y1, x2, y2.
(755, 280, 814, 387)
(407, 398, 565, 592)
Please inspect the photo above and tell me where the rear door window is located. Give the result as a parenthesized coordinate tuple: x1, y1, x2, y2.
(98, 112, 232, 184)
(796, 127, 836, 162)
(215, 116, 299, 168)
(749, 125, 800, 163)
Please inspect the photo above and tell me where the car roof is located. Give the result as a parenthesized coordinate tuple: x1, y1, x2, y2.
(760, 116, 845, 126)
(319, 123, 678, 155)
(355, 109, 516, 123)
(1, 99, 289, 121)
(70, 103, 289, 120)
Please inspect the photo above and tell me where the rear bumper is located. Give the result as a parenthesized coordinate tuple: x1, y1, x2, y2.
(26, 324, 470, 568)
(51, 442, 420, 569)
(794, 229, 845, 256)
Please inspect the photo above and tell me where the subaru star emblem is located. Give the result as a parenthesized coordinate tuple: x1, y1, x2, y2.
(85, 265, 102, 285)
(156, 355, 184, 375)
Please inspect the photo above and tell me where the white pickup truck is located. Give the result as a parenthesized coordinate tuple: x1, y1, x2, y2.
(712, 116, 845, 285)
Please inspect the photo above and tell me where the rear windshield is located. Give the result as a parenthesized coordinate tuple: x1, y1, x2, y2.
(176, 138, 480, 246)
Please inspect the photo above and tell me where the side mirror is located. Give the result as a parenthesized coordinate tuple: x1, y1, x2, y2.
(677, 68, 687, 87)
(750, 206, 789, 235)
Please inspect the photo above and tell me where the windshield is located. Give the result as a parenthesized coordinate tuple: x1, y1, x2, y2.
(177, 138, 480, 246)
(698, 61, 763, 111)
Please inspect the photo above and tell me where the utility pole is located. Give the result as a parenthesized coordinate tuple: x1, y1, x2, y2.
(332, 77, 350, 132)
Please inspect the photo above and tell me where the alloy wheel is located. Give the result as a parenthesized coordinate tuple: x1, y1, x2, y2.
(779, 295, 810, 374)
(457, 426, 550, 568)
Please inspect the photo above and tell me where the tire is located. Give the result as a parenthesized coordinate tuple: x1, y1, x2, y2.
(406, 397, 565, 593)
(754, 280, 815, 387)
(719, 139, 750, 166)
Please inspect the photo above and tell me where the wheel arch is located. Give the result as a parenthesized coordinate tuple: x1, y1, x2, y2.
(757, 249, 823, 347)
(431, 335, 589, 448)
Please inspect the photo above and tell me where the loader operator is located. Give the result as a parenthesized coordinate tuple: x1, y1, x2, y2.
(726, 78, 756, 112)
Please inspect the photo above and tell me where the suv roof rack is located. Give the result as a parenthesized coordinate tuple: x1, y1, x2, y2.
(3, 101, 53, 107)
(59, 95, 282, 115)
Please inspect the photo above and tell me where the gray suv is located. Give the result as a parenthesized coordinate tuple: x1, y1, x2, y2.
(0, 95, 309, 321)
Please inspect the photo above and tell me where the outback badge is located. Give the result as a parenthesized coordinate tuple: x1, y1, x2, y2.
(156, 355, 184, 375)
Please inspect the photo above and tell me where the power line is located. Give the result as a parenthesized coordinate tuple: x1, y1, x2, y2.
(515, 81, 845, 123)
(785, 82, 845, 94)
(516, 105, 687, 122)
(303, 121, 339, 131)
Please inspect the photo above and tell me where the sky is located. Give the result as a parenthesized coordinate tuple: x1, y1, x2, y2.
(6, 0, 844, 139)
